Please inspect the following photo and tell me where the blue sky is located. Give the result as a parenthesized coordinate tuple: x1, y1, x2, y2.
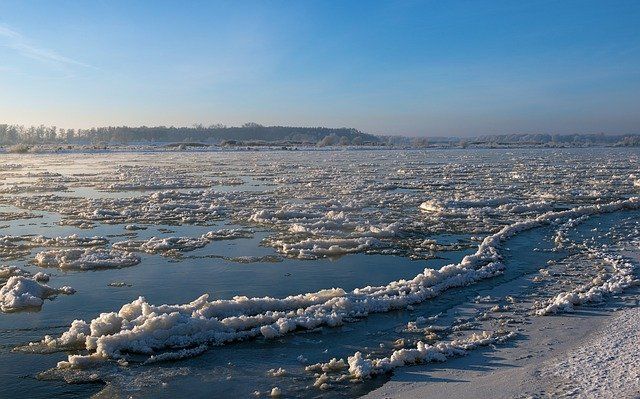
(0, 0, 638, 136)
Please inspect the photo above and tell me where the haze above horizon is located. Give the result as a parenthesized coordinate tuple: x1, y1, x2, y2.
(1, 0, 639, 136)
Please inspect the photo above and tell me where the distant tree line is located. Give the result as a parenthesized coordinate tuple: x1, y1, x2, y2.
(0, 123, 380, 146)
(1, 123, 638, 148)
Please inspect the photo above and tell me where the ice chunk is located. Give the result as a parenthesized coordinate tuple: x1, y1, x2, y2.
(1, 276, 75, 312)
(34, 248, 140, 270)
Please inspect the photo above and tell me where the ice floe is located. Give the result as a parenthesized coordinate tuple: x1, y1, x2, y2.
(112, 229, 253, 256)
(34, 248, 141, 270)
(1, 276, 74, 312)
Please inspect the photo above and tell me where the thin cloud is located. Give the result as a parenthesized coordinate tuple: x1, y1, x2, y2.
(0, 24, 91, 68)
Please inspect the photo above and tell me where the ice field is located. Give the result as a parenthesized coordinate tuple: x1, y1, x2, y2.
(0, 147, 639, 398)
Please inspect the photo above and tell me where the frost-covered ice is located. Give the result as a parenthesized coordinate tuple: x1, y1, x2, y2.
(535, 251, 638, 315)
(0, 265, 30, 279)
(202, 228, 253, 241)
(34, 248, 141, 270)
(344, 330, 516, 379)
(112, 236, 209, 255)
(0, 265, 71, 311)
(0, 234, 109, 262)
(112, 229, 253, 255)
(31, 234, 109, 247)
(1, 276, 74, 312)
(275, 237, 383, 259)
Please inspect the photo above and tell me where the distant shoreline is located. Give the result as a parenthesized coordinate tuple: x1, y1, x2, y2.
(3, 143, 640, 155)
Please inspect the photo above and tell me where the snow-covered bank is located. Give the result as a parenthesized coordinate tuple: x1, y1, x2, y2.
(364, 289, 640, 399)
(548, 306, 640, 398)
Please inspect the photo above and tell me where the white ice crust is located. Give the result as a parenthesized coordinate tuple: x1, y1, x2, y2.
(1, 276, 74, 312)
(34, 248, 141, 270)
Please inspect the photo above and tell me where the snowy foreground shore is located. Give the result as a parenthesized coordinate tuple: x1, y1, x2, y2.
(367, 275, 640, 399)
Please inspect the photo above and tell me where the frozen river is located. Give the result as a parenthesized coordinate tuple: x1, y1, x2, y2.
(0, 147, 639, 398)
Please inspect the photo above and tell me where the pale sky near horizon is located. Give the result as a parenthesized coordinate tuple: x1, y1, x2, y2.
(0, 0, 639, 136)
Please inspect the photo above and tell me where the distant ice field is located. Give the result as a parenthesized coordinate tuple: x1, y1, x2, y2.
(0, 147, 638, 398)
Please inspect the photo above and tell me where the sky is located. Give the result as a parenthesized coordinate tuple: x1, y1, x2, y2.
(0, 0, 639, 136)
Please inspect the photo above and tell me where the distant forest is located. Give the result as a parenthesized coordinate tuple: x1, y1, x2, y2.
(0, 123, 380, 146)
(1, 123, 639, 148)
